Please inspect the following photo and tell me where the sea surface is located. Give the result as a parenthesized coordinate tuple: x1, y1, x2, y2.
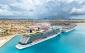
(0, 24, 85, 53)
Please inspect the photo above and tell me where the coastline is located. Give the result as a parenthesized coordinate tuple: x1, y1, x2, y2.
(0, 34, 16, 47)
(0, 23, 84, 48)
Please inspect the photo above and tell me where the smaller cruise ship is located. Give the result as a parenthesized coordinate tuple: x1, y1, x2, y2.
(62, 23, 77, 32)
(16, 26, 61, 49)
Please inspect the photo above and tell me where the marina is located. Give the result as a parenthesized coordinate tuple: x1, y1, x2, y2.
(0, 20, 77, 49)
(0, 23, 85, 53)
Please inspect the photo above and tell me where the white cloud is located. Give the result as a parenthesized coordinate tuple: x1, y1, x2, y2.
(60, 0, 74, 3)
(71, 8, 81, 13)
(0, 9, 13, 15)
(11, 0, 47, 9)
(0, 0, 85, 18)
(0, 4, 22, 15)
(0, 4, 13, 15)
(70, 4, 85, 14)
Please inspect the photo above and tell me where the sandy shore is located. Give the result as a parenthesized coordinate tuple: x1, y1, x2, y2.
(0, 35, 16, 47)
(77, 23, 85, 26)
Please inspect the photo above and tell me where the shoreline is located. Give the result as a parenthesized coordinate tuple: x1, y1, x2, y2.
(0, 23, 85, 48)
(0, 34, 17, 47)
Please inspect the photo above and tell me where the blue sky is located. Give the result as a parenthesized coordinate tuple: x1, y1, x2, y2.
(0, 0, 85, 19)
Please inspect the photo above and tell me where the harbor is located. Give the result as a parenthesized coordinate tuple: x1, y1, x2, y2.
(0, 23, 85, 53)
(0, 20, 77, 48)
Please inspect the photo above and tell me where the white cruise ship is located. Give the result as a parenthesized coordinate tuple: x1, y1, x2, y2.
(62, 23, 77, 32)
(16, 26, 61, 49)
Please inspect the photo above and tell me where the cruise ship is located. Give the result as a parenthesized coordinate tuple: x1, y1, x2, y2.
(16, 26, 61, 49)
(62, 23, 77, 32)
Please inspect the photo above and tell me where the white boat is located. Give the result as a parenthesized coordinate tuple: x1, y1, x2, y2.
(62, 24, 76, 32)
(62, 27, 75, 32)
(16, 26, 61, 49)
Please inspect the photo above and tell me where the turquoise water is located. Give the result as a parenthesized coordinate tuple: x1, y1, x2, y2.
(0, 25, 85, 53)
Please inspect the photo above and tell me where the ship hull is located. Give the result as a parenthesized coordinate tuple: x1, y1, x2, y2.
(16, 32, 61, 49)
